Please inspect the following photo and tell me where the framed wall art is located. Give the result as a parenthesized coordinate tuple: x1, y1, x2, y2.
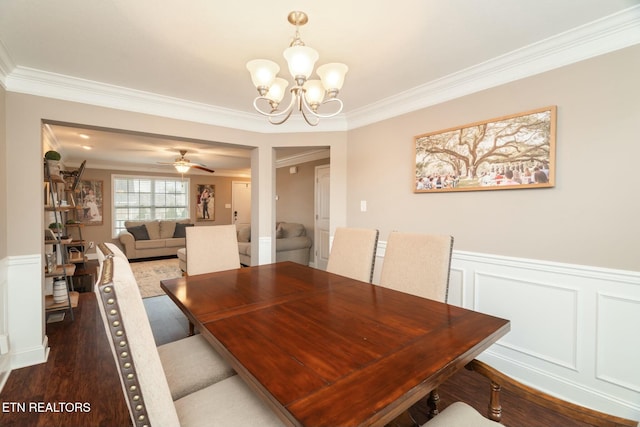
(196, 184, 215, 221)
(78, 180, 103, 225)
(414, 106, 556, 193)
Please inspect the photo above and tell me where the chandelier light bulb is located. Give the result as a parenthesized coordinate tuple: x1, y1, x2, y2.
(246, 59, 280, 93)
(303, 80, 325, 109)
(317, 63, 349, 94)
(266, 78, 289, 105)
(283, 45, 319, 81)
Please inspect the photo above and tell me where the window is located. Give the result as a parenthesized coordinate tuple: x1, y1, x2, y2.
(112, 175, 190, 237)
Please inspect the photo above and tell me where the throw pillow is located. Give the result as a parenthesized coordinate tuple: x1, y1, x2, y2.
(173, 223, 194, 238)
(127, 225, 150, 241)
(237, 225, 251, 243)
(275, 223, 284, 239)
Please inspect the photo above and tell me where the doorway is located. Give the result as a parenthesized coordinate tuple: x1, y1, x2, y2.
(314, 164, 330, 270)
(231, 181, 251, 224)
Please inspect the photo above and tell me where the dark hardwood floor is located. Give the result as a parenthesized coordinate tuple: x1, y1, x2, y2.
(0, 293, 623, 427)
(0, 293, 130, 427)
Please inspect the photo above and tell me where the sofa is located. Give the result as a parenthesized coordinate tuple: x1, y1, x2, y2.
(236, 222, 313, 266)
(118, 219, 193, 259)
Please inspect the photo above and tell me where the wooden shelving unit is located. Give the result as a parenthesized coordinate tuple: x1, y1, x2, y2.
(44, 160, 77, 321)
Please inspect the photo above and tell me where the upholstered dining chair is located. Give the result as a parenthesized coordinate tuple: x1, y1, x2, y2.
(420, 359, 638, 427)
(379, 232, 454, 302)
(96, 243, 236, 401)
(185, 224, 241, 276)
(326, 227, 379, 283)
(94, 248, 284, 426)
(378, 231, 454, 418)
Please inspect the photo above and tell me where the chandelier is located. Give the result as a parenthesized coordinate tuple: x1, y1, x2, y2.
(246, 11, 348, 126)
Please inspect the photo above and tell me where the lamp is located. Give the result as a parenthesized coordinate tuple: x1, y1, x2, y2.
(247, 11, 348, 126)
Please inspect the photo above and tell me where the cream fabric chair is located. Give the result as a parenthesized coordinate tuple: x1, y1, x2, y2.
(379, 232, 454, 302)
(379, 232, 454, 420)
(185, 224, 241, 276)
(421, 359, 639, 427)
(96, 244, 236, 401)
(326, 227, 379, 283)
(94, 247, 283, 426)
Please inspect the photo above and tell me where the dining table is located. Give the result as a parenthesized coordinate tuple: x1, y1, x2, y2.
(160, 261, 510, 427)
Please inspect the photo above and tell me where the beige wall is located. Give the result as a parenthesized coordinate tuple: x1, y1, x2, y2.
(276, 158, 329, 243)
(3, 89, 347, 369)
(76, 167, 250, 254)
(4, 92, 346, 258)
(347, 45, 640, 272)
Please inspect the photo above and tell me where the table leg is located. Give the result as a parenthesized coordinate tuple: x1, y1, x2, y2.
(427, 388, 440, 418)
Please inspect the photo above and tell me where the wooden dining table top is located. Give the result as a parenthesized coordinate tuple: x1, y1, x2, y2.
(161, 261, 510, 427)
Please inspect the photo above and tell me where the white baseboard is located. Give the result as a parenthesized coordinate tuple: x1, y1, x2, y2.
(10, 335, 49, 370)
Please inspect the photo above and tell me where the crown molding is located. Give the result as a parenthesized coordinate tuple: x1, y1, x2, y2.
(346, 5, 640, 129)
(275, 148, 330, 168)
(0, 39, 15, 89)
(2, 6, 639, 132)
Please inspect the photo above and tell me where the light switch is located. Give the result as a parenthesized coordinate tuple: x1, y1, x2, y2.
(225, 203, 231, 209)
(360, 200, 367, 212)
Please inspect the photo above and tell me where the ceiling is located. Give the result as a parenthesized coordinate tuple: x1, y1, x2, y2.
(2, 1, 638, 175)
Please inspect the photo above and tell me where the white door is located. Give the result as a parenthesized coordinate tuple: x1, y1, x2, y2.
(314, 165, 330, 270)
(231, 181, 251, 224)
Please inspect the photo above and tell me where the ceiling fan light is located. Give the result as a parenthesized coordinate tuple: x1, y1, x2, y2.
(283, 45, 318, 80)
(246, 59, 280, 93)
(175, 164, 191, 174)
(317, 63, 348, 95)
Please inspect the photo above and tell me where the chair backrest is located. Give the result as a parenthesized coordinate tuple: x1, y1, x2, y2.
(326, 227, 379, 283)
(379, 232, 454, 302)
(94, 245, 180, 426)
(186, 224, 241, 276)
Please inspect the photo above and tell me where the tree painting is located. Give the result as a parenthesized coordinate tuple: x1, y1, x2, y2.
(414, 106, 556, 192)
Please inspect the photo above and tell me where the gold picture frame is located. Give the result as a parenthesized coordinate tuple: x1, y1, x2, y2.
(196, 184, 215, 221)
(78, 180, 104, 225)
(414, 106, 556, 193)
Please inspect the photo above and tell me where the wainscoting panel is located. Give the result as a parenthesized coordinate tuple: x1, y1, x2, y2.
(7, 254, 49, 370)
(596, 292, 640, 392)
(373, 245, 640, 420)
(450, 250, 640, 420)
(473, 271, 579, 370)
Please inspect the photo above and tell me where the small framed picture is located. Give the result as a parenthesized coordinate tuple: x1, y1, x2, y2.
(196, 184, 215, 221)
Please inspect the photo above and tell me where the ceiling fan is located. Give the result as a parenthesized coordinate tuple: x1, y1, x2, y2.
(158, 150, 215, 174)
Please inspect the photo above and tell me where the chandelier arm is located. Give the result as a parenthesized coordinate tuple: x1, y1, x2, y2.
(300, 96, 344, 119)
(252, 94, 296, 118)
(300, 105, 320, 126)
(268, 107, 295, 125)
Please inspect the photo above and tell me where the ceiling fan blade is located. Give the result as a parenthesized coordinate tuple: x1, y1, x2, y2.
(192, 165, 215, 173)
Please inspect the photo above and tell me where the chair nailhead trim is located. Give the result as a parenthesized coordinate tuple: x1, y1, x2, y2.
(98, 258, 150, 427)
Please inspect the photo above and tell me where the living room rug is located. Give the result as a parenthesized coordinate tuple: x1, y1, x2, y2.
(129, 258, 182, 299)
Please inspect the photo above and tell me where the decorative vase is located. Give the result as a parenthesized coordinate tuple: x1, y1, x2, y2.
(53, 279, 68, 304)
(45, 159, 61, 178)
